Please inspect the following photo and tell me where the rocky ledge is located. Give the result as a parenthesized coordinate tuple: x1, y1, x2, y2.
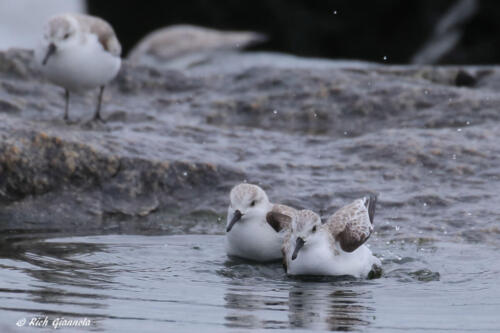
(0, 49, 499, 241)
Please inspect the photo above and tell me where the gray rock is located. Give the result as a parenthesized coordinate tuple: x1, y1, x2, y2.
(0, 49, 498, 242)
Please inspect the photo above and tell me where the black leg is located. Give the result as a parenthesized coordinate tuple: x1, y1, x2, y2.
(64, 89, 70, 121)
(93, 86, 105, 121)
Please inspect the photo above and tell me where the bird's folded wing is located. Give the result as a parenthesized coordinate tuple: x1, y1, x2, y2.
(326, 196, 376, 252)
(74, 14, 122, 56)
(266, 204, 296, 232)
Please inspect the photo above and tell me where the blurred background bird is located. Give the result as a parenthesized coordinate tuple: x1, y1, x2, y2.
(1, 0, 498, 65)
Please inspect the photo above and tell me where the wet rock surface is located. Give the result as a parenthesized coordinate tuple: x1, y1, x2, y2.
(0, 49, 498, 242)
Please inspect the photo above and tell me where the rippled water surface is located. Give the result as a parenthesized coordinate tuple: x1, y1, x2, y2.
(2, 46, 500, 333)
(1, 233, 499, 332)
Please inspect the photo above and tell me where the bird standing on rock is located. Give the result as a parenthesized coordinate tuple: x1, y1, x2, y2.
(35, 13, 121, 122)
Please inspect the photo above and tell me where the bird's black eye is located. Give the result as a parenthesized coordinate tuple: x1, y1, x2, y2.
(312, 226, 317, 233)
(250, 200, 256, 207)
(63, 33, 70, 39)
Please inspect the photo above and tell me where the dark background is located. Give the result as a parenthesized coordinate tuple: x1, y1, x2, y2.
(88, 0, 499, 64)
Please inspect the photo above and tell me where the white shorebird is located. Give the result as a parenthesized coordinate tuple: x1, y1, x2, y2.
(225, 183, 297, 262)
(278, 196, 381, 278)
(35, 13, 122, 121)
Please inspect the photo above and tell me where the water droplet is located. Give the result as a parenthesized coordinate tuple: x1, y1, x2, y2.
(333, 10, 338, 14)
(273, 109, 278, 114)
(383, 56, 387, 61)
(424, 90, 429, 95)
(423, 202, 427, 207)
(466, 121, 470, 125)
(182, 171, 188, 176)
(452, 154, 457, 160)
(217, 217, 222, 222)
(457, 128, 462, 132)
(314, 113, 318, 118)
(343, 131, 348, 135)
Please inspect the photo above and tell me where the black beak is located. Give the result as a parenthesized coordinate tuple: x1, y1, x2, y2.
(291, 237, 305, 260)
(42, 43, 56, 65)
(226, 210, 243, 232)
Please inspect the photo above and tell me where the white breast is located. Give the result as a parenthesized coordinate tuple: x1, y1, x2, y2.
(225, 216, 284, 262)
(286, 233, 380, 278)
(36, 34, 121, 92)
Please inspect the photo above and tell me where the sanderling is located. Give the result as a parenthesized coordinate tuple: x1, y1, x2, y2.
(35, 13, 122, 121)
(128, 24, 266, 68)
(225, 183, 297, 262)
(280, 196, 381, 278)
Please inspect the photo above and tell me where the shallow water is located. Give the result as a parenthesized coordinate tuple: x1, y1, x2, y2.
(1, 51, 500, 332)
(1, 233, 499, 332)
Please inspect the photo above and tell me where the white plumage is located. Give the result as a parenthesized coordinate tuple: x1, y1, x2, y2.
(35, 13, 121, 121)
(225, 183, 297, 262)
(282, 197, 381, 278)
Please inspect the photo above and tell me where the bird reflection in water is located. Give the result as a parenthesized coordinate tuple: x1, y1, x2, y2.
(223, 285, 289, 329)
(223, 272, 375, 331)
(288, 280, 375, 331)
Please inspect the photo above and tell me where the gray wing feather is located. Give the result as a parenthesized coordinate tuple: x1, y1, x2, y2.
(73, 14, 122, 56)
(326, 196, 376, 253)
(266, 204, 296, 232)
